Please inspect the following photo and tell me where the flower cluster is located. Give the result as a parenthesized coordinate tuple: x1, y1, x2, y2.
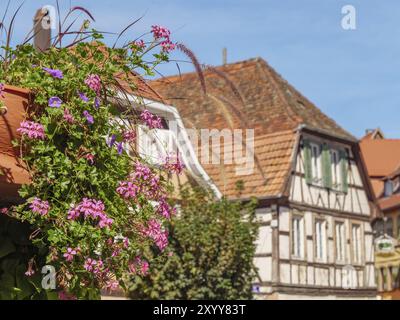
(143, 219, 168, 251)
(29, 197, 50, 216)
(128, 257, 150, 276)
(140, 110, 163, 129)
(156, 198, 175, 219)
(122, 130, 136, 143)
(0, 83, 5, 98)
(67, 198, 113, 228)
(17, 121, 46, 140)
(131, 40, 146, 50)
(63, 108, 74, 124)
(163, 154, 185, 175)
(151, 25, 175, 52)
(43, 67, 64, 79)
(63, 247, 79, 262)
(84, 74, 102, 94)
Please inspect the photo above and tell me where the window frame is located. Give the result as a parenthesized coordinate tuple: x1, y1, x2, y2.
(314, 218, 327, 263)
(350, 222, 363, 265)
(310, 142, 322, 185)
(291, 213, 306, 260)
(334, 220, 346, 264)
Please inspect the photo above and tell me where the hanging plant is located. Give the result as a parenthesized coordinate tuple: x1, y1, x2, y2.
(0, 5, 181, 300)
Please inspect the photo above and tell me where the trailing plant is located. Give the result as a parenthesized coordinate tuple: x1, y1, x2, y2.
(128, 185, 259, 300)
(0, 5, 181, 299)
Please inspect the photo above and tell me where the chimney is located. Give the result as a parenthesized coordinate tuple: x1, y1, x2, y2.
(222, 47, 227, 65)
(33, 8, 51, 52)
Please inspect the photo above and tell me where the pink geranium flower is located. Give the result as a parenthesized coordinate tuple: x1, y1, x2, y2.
(63, 247, 77, 262)
(17, 121, 46, 140)
(29, 197, 50, 216)
(84, 74, 101, 93)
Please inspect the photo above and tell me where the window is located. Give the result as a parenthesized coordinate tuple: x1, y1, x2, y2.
(315, 219, 327, 261)
(385, 217, 393, 237)
(292, 215, 305, 258)
(310, 143, 322, 183)
(335, 222, 346, 262)
(384, 180, 394, 197)
(331, 149, 341, 188)
(351, 224, 362, 264)
(137, 125, 178, 164)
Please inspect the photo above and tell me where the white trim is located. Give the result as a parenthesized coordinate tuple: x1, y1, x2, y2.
(117, 92, 222, 198)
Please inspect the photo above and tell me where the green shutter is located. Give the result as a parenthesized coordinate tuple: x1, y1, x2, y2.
(303, 140, 312, 185)
(340, 149, 348, 193)
(322, 144, 332, 189)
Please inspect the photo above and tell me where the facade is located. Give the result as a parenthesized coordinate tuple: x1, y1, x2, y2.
(360, 129, 400, 296)
(150, 57, 379, 299)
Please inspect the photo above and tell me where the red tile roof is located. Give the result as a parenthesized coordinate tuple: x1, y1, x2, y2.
(379, 193, 400, 211)
(149, 57, 355, 198)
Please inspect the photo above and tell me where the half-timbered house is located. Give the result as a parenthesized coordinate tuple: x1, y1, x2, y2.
(150, 57, 379, 299)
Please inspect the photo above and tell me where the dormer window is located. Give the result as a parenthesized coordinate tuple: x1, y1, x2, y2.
(310, 142, 322, 184)
(384, 180, 394, 197)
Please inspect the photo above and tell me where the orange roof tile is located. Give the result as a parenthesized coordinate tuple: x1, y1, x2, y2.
(379, 193, 400, 211)
(360, 139, 400, 177)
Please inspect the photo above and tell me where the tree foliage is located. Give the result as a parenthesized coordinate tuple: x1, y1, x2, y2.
(128, 186, 259, 300)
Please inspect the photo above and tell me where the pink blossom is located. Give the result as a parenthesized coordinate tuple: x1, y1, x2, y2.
(84, 258, 97, 272)
(144, 219, 168, 251)
(29, 197, 50, 216)
(141, 260, 149, 276)
(104, 280, 119, 292)
(161, 40, 176, 52)
(0, 207, 8, 215)
(132, 40, 145, 49)
(156, 198, 175, 219)
(68, 198, 112, 228)
(17, 121, 45, 140)
(116, 181, 139, 199)
(84, 74, 102, 93)
(63, 108, 75, 124)
(83, 153, 95, 165)
(24, 269, 35, 277)
(151, 25, 171, 40)
(140, 110, 163, 129)
(0, 83, 5, 98)
(122, 130, 136, 143)
(163, 154, 185, 175)
(63, 247, 77, 262)
(58, 291, 77, 300)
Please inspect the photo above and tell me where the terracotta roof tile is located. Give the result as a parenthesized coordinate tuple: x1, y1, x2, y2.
(379, 193, 400, 211)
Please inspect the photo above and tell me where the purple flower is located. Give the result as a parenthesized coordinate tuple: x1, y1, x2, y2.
(48, 96, 62, 108)
(117, 142, 124, 155)
(94, 97, 100, 109)
(107, 134, 117, 147)
(43, 67, 63, 79)
(78, 92, 89, 103)
(83, 110, 94, 124)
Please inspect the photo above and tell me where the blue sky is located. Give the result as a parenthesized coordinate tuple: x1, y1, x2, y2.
(4, 0, 400, 138)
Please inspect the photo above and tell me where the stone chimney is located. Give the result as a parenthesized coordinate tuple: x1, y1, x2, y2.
(33, 8, 51, 52)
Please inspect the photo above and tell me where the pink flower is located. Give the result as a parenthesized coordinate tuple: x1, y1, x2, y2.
(84, 258, 97, 272)
(24, 269, 35, 277)
(0, 207, 8, 215)
(58, 291, 77, 300)
(140, 110, 163, 129)
(151, 25, 171, 40)
(84, 74, 101, 93)
(141, 260, 149, 276)
(163, 154, 185, 175)
(156, 198, 175, 219)
(29, 197, 50, 216)
(68, 198, 112, 228)
(144, 219, 168, 251)
(116, 181, 139, 199)
(132, 40, 146, 49)
(17, 121, 45, 140)
(63, 108, 75, 124)
(0, 83, 5, 98)
(63, 247, 77, 262)
(104, 280, 119, 292)
(161, 40, 176, 52)
(84, 153, 95, 165)
(122, 130, 136, 143)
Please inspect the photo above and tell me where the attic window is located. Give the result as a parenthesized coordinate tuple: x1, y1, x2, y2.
(384, 180, 394, 197)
